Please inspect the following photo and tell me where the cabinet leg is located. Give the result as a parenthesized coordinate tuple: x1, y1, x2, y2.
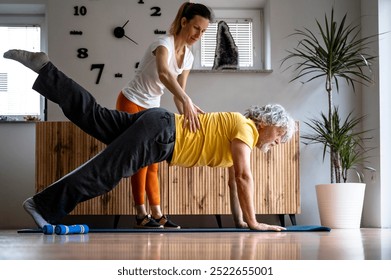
(279, 214, 297, 227)
(289, 214, 297, 225)
(278, 214, 285, 227)
(215, 215, 222, 228)
(113, 215, 121, 229)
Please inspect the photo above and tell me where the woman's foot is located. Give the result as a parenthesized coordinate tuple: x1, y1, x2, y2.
(3, 49, 49, 73)
(155, 215, 181, 229)
(135, 215, 163, 229)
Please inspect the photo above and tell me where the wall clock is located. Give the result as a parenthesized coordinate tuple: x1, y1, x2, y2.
(69, 1, 166, 85)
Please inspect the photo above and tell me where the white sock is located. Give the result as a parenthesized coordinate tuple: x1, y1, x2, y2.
(3, 49, 49, 73)
(23, 197, 49, 228)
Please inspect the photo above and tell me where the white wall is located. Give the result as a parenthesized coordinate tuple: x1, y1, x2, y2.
(45, 0, 184, 120)
(362, 0, 391, 228)
(377, 0, 391, 229)
(0, 123, 36, 228)
(360, 0, 381, 228)
(0, 0, 387, 229)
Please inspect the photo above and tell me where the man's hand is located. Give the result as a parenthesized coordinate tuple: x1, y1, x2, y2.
(235, 221, 248, 228)
(249, 222, 286, 231)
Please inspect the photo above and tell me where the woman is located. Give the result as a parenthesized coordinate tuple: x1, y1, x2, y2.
(116, 2, 213, 228)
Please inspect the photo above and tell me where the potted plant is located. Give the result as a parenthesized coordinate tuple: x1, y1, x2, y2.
(302, 108, 374, 228)
(281, 8, 377, 228)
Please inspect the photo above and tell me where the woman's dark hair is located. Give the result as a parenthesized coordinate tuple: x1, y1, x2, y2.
(169, 2, 213, 35)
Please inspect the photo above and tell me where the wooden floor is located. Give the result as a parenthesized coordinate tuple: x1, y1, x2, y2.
(1, 228, 391, 260)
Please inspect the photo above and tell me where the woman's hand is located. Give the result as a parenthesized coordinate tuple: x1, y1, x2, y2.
(182, 97, 204, 132)
(193, 103, 205, 114)
(235, 221, 249, 229)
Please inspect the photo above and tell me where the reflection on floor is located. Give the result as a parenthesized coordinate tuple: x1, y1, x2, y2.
(0, 228, 390, 260)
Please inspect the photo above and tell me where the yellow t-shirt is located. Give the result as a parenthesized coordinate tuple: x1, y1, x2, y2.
(170, 112, 259, 168)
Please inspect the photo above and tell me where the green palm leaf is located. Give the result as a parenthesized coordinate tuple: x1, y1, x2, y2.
(282, 7, 377, 182)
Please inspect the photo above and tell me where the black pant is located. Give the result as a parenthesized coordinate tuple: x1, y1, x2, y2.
(32, 62, 176, 224)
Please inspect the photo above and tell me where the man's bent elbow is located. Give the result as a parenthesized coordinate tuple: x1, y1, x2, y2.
(234, 173, 252, 186)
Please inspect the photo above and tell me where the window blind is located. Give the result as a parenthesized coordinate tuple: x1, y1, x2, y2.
(201, 19, 253, 68)
(0, 73, 7, 92)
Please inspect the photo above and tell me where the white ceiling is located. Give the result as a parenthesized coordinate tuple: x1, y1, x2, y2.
(0, 4, 45, 15)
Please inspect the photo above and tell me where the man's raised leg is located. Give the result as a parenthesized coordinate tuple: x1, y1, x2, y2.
(4, 49, 131, 145)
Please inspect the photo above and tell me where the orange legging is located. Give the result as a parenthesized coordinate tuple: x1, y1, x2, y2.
(116, 92, 160, 206)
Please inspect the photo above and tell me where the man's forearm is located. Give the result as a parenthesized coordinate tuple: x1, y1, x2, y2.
(235, 176, 258, 229)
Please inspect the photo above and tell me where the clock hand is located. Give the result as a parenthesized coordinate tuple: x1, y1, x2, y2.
(124, 34, 138, 45)
(122, 20, 129, 28)
(113, 20, 138, 45)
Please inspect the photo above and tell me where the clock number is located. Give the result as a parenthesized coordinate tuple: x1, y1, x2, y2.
(90, 64, 105, 84)
(150, 7, 161, 17)
(77, 48, 89, 59)
(138, 0, 144, 4)
(74, 6, 87, 16)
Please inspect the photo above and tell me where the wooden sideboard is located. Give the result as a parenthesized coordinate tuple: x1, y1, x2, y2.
(36, 121, 300, 217)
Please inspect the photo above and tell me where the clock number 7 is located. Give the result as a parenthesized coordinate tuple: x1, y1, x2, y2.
(90, 64, 105, 84)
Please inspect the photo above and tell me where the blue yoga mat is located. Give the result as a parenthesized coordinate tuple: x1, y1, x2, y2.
(88, 225, 331, 233)
(18, 225, 330, 234)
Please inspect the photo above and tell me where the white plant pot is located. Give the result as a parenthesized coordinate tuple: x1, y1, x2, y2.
(316, 183, 366, 229)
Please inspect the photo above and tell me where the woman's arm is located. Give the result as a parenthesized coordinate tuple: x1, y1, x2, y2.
(155, 46, 201, 132)
(176, 69, 204, 115)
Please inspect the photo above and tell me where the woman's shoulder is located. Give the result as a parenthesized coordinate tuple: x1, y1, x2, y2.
(155, 34, 174, 45)
(150, 35, 174, 51)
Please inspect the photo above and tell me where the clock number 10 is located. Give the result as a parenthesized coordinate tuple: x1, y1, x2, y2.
(74, 6, 87, 16)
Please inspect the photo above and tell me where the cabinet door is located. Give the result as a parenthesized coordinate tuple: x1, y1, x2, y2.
(167, 165, 230, 214)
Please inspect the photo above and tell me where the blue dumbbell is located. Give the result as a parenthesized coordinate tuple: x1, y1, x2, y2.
(55, 224, 89, 235)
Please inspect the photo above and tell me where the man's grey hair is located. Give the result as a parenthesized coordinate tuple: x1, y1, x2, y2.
(244, 104, 296, 143)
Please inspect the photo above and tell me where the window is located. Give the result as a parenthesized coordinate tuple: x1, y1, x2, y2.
(200, 19, 254, 68)
(0, 5, 46, 122)
(0, 26, 44, 121)
(192, 9, 264, 71)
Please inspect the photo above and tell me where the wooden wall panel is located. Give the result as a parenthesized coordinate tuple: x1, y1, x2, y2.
(36, 121, 300, 216)
(167, 165, 230, 214)
(250, 125, 300, 214)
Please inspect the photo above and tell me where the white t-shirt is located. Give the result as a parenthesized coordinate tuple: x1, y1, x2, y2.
(121, 35, 194, 108)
